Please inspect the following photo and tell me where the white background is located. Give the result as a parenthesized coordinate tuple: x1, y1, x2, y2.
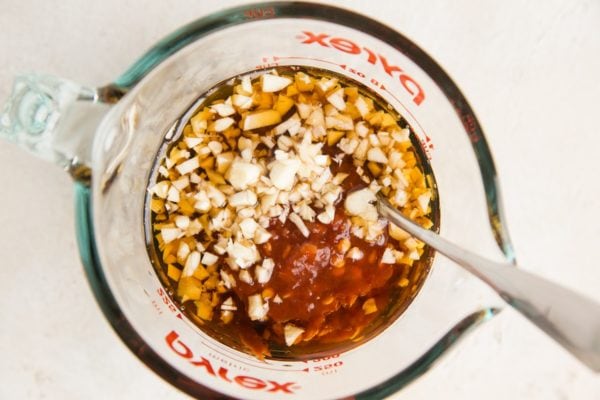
(1, 0, 599, 399)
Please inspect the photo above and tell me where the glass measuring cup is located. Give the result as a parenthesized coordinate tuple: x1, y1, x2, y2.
(0, 2, 515, 399)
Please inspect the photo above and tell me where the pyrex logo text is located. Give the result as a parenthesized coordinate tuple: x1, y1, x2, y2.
(166, 331, 298, 394)
(298, 31, 425, 105)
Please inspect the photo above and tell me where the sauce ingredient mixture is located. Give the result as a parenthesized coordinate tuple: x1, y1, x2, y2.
(148, 67, 435, 358)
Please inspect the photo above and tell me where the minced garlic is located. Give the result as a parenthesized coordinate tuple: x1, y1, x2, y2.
(150, 68, 433, 344)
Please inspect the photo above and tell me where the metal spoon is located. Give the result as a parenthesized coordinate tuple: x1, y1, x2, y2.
(377, 194, 600, 372)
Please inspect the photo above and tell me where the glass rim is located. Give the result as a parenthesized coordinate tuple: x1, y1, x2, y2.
(77, 2, 516, 399)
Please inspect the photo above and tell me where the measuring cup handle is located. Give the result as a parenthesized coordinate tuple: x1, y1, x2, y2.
(0, 74, 120, 181)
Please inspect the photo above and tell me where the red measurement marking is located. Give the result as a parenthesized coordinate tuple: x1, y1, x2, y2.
(157, 287, 178, 314)
(310, 354, 340, 363)
(313, 361, 344, 372)
(340, 64, 365, 78)
(166, 331, 301, 394)
(462, 114, 480, 144)
(243, 6, 275, 19)
(153, 289, 305, 373)
(198, 336, 310, 373)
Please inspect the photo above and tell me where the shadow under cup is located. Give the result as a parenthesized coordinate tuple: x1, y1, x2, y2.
(81, 3, 513, 399)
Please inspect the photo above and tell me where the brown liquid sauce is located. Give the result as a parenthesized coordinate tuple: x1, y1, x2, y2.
(230, 156, 403, 356)
(147, 67, 438, 359)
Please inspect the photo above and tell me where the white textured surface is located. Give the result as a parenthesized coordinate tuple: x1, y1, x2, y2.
(1, 0, 599, 399)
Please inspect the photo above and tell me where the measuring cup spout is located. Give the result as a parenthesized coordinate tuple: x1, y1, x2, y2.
(0, 74, 118, 182)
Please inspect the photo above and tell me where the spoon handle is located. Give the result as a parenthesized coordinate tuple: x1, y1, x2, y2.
(378, 196, 600, 372)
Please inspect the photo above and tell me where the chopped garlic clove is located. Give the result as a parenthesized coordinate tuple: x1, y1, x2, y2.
(161, 227, 183, 244)
(211, 103, 236, 117)
(225, 158, 261, 190)
(207, 141, 223, 155)
(216, 152, 234, 174)
(247, 294, 269, 321)
(158, 165, 169, 178)
(317, 205, 335, 224)
(177, 242, 190, 264)
(150, 181, 170, 199)
(213, 117, 235, 132)
(345, 188, 378, 221)
(381, 248, 396, 264)
(260, 136, 276, 149)
(355, 121, 369, 137)
(296, 102, 313, 119)
(317, 77, 338, 93)
(260, 193, 278, 213)
(239, 218, 260, 239)
(241, 75, 253, 94)
(276, 135, 294, 151)
(255, 258, 275, 284)
(193, 190, 211, 212)
(220, 270, 237, 289)
(274, 113, 302, 136)
(236, 208, 254, 220)
(174, 215, 190, 230)
(242, 109, 282, 130)
(229, 190, 258, 208)
(221, 297, 237, 311)
(389, 223, 410, 241)
(211, 209, 232, 231)
(367, 147, 388, 163)
(201, 252, 219, 266)
(332, 173, 349, 185)
(284, 324, 305, 346)
(261, 74, 292, 92)
(206, 185, 227, 208)
(187, 219, 203, 236)
(354, 139, 369, 160)
(393, 189, 408, 207)
(408, 249, 420, 260)
(269, 159, 301, 190)
(417, 192, 431, 213)
(184, 137, 203, 149)
(239, 269, 254, 285)
(176, 157, 200, 175)
(347, 247, 364, 261)
(172, 176, 189, 191)
(226, 240, 260, 269)
(232, 94, 253, 110)
(404, 237, 419, 250)
(213, 237, 228, 255)
(325, 114, 354, 131)
(368, 134, 381, 147)
(355, 96, 370, 117)
(338, 138, 359, 154)
(167, 186, 180, 203)
(289, 212, 310, 237)
(297, 203, 316, 222)
(326, 88, 346, 111)
(254, 226, 272, 244)
(182, 251, 201, 277)
(306, 107, 325, 127)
